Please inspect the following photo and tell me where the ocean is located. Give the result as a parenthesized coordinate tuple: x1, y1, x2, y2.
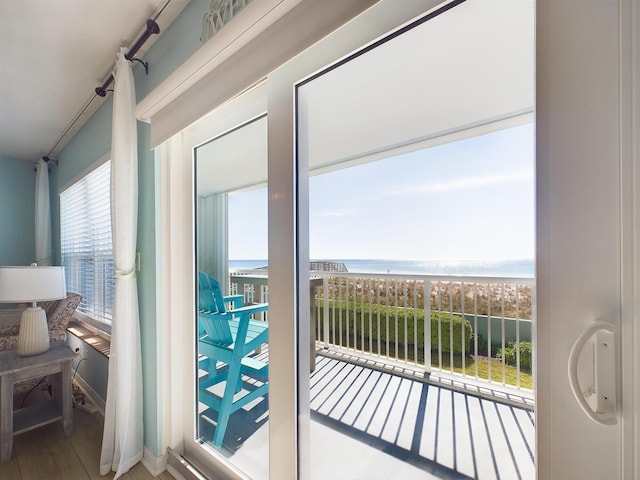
(229, 258, 534, 278)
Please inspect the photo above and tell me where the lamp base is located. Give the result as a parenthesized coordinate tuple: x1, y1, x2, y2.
(17, 307, 50, 356)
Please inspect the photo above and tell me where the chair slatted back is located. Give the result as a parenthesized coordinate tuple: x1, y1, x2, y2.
(198, 272, 233, 346)
(198, 271, 227, 314)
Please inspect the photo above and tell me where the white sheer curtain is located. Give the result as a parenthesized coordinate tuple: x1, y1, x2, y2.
(100, 47, 143, 478)
(35, 158, 52, 265)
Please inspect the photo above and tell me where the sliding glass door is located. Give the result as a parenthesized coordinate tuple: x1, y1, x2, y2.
(194, 113, 269, 474)
(296, 1, 535, 478)
(157, 1, 640, 479)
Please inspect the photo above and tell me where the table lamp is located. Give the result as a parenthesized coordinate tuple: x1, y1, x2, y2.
(0, 264, 66, 356)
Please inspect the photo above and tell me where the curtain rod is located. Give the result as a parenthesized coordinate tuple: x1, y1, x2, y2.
(95, 19, 160, 97)
(44, 0, 172, 160)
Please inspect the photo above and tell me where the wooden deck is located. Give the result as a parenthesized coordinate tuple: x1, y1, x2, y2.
(309, 354, 534, 479)
(201, 350, 535, 479)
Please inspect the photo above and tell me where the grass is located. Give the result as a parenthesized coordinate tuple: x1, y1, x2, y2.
(317, 300, 533, 390)
(321, 333, 533, 389)
(430, 351, 533, 389)
(318, 301, 472, 354)
(328, 335, 534, 389)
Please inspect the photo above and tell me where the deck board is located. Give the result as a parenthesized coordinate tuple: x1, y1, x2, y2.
(308, 355, 535, 480)
(203, 350, 535, 479)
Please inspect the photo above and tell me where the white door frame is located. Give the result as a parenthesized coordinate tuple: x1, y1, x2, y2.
(152, 2, 444, 478)
(536, 0, 638, 477)
(151, 0, 639, 478)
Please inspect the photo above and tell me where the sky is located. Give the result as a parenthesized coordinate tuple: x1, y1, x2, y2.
(229, 123, 535, 262)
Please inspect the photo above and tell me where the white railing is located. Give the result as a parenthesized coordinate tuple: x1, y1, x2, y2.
(229, 270, 535, 392)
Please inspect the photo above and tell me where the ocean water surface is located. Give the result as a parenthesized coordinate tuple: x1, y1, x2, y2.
(230, 258, 534, 278)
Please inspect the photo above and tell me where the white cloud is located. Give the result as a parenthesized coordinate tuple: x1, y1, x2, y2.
(313, 209, 357, 218)
(384, 170, 533, 196)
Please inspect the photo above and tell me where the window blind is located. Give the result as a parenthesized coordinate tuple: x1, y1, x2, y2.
(60, 161, 114, 325)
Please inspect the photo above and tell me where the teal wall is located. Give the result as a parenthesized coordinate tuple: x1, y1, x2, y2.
(48, 0, 210, 458)
(135, 0, 209, 99)
(51, 95, 113, 260)
(67, 332, 109, 401)
(136, 122, 161, 453)
(0, 155, 36, 265)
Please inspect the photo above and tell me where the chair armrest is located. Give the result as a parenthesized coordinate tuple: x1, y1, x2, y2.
(223, 294, 244, 309)
(230, 302, 269, 316)
(230, 303, 269, 347)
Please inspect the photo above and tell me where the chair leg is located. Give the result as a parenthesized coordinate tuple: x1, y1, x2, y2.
(212, 358, 243, 448)
(198, 351, 223, 382)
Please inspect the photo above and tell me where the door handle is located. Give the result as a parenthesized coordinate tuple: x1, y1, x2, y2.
(567, 320, 617, 425)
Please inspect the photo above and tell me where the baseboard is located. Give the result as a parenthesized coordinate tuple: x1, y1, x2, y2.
(142, 447, 168, 477)
(73, 374, 105, 417)
(73, 377, 168, 478)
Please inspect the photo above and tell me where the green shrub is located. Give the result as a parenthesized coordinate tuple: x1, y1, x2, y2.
(317, 300, 472, 356)
(497, 341, 532, 370)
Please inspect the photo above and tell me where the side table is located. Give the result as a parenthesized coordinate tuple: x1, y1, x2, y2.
(0, 343, 75, 463)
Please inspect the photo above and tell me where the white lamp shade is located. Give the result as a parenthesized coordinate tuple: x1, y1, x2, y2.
(0, 265, 66, 303)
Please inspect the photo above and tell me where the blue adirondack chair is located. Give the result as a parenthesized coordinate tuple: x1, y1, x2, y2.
(197, 272, 269, 448)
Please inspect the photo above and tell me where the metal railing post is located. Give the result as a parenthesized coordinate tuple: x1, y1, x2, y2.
(323, 277, 329, 349)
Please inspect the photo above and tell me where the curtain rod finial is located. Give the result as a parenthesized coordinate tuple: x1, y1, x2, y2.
(147, 18, 160, 35)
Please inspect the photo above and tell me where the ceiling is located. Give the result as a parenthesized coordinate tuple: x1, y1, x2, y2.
(0, 0, 189, 163)
(194, 0, 534, 196)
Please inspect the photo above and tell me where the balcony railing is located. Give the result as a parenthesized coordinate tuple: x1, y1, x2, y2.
(229, 270, 535, 400)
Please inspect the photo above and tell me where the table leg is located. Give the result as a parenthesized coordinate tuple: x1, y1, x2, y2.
(61, 359, 73, 436)
(0, 373, 14, 463)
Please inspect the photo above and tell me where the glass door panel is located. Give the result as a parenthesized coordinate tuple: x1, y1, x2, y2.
(296, 0, 535, 478)
(194, 113, 270, 478)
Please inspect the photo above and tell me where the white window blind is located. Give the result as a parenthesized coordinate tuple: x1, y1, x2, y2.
(60, 161, 114, 325)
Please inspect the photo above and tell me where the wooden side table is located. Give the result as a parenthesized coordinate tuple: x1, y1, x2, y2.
(0, 343, 74, 463)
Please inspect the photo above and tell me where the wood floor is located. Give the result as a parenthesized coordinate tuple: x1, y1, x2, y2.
(0, 391, 174, 480)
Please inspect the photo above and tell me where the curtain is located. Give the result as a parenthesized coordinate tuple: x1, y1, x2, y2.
(100, 47, 143, 478)
(35, 158, 52, 265)
(198, 193, 229, 293)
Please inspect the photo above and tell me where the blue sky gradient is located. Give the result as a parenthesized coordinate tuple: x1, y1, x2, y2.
(229, 123, 535, 262)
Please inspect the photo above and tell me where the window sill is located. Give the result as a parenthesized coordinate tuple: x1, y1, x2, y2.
(67, 318, 111, 358)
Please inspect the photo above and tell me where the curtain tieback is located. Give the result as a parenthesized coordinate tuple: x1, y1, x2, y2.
(115, 269, 137, 280)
